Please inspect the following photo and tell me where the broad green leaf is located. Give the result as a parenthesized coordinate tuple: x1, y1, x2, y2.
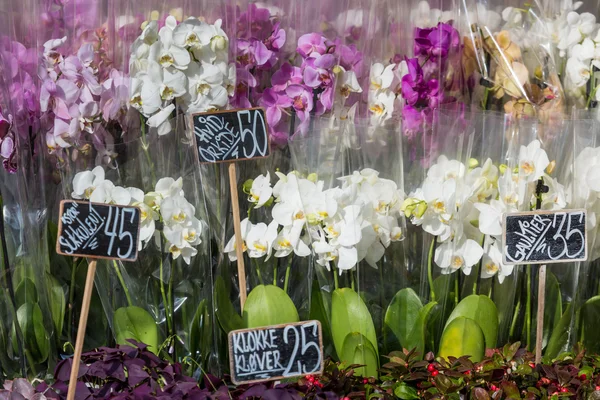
(439, 317, 485, 362)
(243, 285, 299, 328)
(580, 296, 600, 354)
(384, 288, 436, 356)
(12, 302, 50, 364)
(15, 278, 38, 306)
(384, 288, 422, 349)
(340, 332, 379, 378)
(113, 306, 158, 354)
(188, 299, 212, 365)
(545, 303, 572, 361)
(543, 272, 562, 349)
(331, 288, 378, 360)
(444, 295, 498, 349)
(47, 274, 66, 339)
(394, 382, 419, 399)
(309, 279, 334, 358)
(214, 276, 243, 333)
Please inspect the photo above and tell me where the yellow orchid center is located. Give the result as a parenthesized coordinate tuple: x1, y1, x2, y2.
(161, 86, 174, 100)
(84, 187, 95, 199)
(159, 53, 174, 67)
(318, 211, 329, 219)
(370, 104, 384, 115)
(294, 211, 305, 220)
(184, 230, 197, 242)
(186, 32, 199, 46)
(392, 230, 402, 241)
(253, 242, 267, 252)
(325, 225, 340, 237)
(520, 161, 535, 176)
(451, 256, 465, 269)
(197, 83, 211, 95)
(278, 239, 291, 248)
(172, 211, 187, 223)
(485, 262, 499, 274)
(433, 201, 446, 214)
(131, 95, 143, 107)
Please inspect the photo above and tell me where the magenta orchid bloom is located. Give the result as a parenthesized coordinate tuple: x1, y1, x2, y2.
(286, 84, 314, 123)
(40, 78, 80, 120)
(0, 110, 11, 140)
(265, 22, 286, 51)
(297, 33, 328, 58)
(303, 54, 336, 89)
(260, 88, 293, 127)
(272, 62, 303, 92)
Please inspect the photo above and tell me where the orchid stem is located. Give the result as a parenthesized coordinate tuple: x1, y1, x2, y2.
(68, 259, 78, 343)
(253, 259, 264, 285)
(158, 238, 172, 335)
(283, 257, 293, 292)
(333, 268, 339, 290)
(139, 114, 157, 187)
(273, 261, 278, 286)
(526, 266, 532, 350)
(112, 261, 132, 307)
(428, 237, 437, 302)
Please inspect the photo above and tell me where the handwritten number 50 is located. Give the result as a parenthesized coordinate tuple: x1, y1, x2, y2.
(238, 110, 268, 159)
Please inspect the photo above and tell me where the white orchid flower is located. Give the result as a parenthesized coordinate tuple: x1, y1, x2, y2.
(224, 218, 251, 261)
(151, 16, 191, 70)
(410, 0, 443, 28)
(164, 234, 198, 265)
(245, 221, 278, 259)
(154, 177, 184, 200)
(336, 68, 362, 99)
(147, 104, 176, 136)
(540, 176, 567, 211)
(427, 155, 466, 182)
(474, 199, 509, 237)
(421, 178, 456, 240)
(368, 90, 395, 125)
(72, 166, 106, 199)
(161, 194, 196, 225)
(249, 172, 273, 208)
(566, 57, 591, 88)
(273, 221, 311, 258)
(481, 240, 514, 284)
(435, 237, 484, 275)
(128, 187, 157, 248)
(518, 140, 550, 183)
(90, 180, 132, 205)
(370, 63, 396, 91)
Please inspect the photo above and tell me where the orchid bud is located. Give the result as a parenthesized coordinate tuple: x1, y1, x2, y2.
(546, 160, 556, 175)
(415, 202, 427, 218)
(468, 158, 479, 169)
(242, 179, 254, 195)
(211, 35, 227, 52)
(307, 173, 318, 183)
(499, 164, 508, 174)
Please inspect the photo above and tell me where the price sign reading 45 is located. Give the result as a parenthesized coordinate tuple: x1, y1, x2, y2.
(56, 200, 141, 261)
(228, 320, 324, 385)
(503, 209, 587, 265)
(190, 107, 270, 164)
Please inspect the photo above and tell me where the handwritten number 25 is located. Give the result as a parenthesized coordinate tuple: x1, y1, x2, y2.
(283, 323, 321, 377)
(238, 110, 268, 158)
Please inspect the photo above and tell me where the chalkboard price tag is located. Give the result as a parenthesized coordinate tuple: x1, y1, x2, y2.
(503, 209, 587, 265)
(228, 320, 324, 385)
(190, 107, 270, 164)
(56, 200, 141, 261)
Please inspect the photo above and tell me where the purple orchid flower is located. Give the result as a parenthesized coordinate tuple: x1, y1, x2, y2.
(339, 44, 363, 75)
(237, 39, 273, 68)
(286, 84, 314, 123)
(303, 54, 336, 89)
(260, 88, 293, 127)
(265, 22, 286, 51)
(40, 78, 80, 120)
(272, 62, 303, 92)
(297, 33, 328, 58)
(414, 23, 459, 60)
(402, 105, 423, 140)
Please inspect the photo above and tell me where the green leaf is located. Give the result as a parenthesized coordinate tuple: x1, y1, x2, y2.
(444, 295, 498, 349)
(47, 274, 66, 339)
(543, 272, 562, 349)
(340, 332, 379, 378)
(12, 302, 50, 364)
(309, 279, 334, 357)
(384, 288, 436, 356)
(394, 382, 420, 399)
(544, 303, 572, 361)
(331, 288, 378, 360)
(15, 278, 38, 306)
(243, 285, 299, 328)
(214, 276, 243, 334)
(438, 317, 485, 362)
(113, 306, 158, 354)
(472, 387, 491, 400)
(580, 296, 600, 354)
(188, 299, 212, 366)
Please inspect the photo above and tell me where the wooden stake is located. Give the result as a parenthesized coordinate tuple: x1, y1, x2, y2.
(535, 265, 547, 365)
(228, 162, 247, 310)
(67, 260, 97, 400)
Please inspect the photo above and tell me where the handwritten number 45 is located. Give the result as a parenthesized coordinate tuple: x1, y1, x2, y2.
(105, 207, 136, 259)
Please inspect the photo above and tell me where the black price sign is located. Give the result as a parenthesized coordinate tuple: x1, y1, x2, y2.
(190, 107, 270, 164)
(503, 209, 587, 265)
(56, 200, 141, 261)
(228, 320, 324, 385)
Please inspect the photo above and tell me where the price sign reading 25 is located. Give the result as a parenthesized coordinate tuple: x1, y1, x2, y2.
(56, 200, 141, 261)
(190, 107, 270, 164)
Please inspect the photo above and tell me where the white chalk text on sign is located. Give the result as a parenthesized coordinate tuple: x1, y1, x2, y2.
(228, 320, 324, 385)
(56, 200, 141, 261)
(503, 210, 587, 265)
(191, 108, 269, 164)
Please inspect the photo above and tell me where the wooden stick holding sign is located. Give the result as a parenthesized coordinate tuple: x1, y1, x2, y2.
(503, 209, 587, 364)
(189, 107, 270, 310)
(56, 200, 141, 400)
